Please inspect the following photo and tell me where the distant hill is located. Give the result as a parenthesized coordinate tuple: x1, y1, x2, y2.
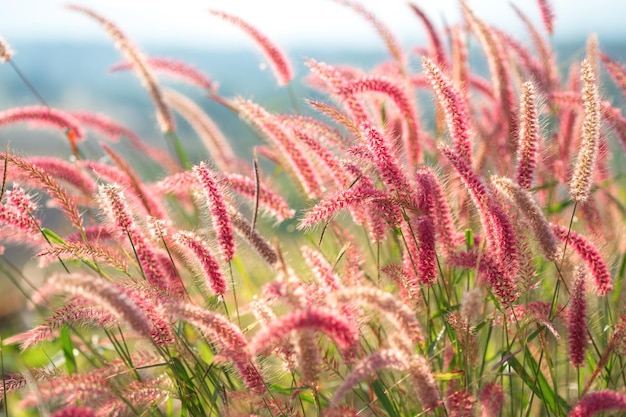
(1, 40, 624, 160)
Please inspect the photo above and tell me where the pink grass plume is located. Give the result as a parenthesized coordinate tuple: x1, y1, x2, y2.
(0, 185, 42, 238)
(174, 230, 227, 296)
(568, 266, 588, 367)
(569, 390, 626, 417)
(339, 76, 421, 164)
(334, 286, 424, 344)
(209, 10, 293, 86)
(516, 81, 541, 189)
(3, 153, 84, 231)
(491, 176, 559, 261)
(601, 53, 626, 101)
(66, 5, 174, 133)
(328, 348, 410, 409)
(537, 0, 555, 35)
(110, 56, 218, 94)
(360, 121, 413, 197)
(479, 383, 503, 417)
(414, 166, 458, 254)
(51, 406, 96, 417)
(0, 105, 85, 143)
(552, 224, 612, 295)
(27, 157, 96, 195)
(43, 273, 153, 340)
(193, 162, 236, 262)
(422, 57, 473, 165)
(409, 4, 447, 67)
(166, 301, 265, 393)
(247, 307, 358, 357)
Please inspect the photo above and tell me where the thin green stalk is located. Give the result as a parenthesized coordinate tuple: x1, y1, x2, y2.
(228, 262, 240, 326)
(287, 83, 301, 115)
(1, 334, 7, 417)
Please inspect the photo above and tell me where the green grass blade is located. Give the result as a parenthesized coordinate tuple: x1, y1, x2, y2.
(506, 351, 569, 414)
(59, 325, 77, 375)
(371, 378, 400, 417)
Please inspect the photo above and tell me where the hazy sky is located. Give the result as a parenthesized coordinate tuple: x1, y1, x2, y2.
(2, 0, 624, 49)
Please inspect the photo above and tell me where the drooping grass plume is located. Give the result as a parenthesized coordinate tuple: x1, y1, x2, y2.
(36, 241, 128, 271)
(69, 111, 181, 173)
(440, 146, 519, 280)
(247, 307, 358, 357)
(165, 301, 266, 393)
(510, 3, 558, 91)
(332, 0, 406, 70)
(409, 3, 447, 67)
(601, 53, 626, 100)
(327, 348, 410, 409)
(9, 300, 116, 349)
(491, 176, 559, 261)
(173, 230, 227, 296)
(329, 348, 440, 411)
(422, 57, 473, 164)
(3, 153, 84, 231)
(228, 205, 279, 267)
(235, 97, 324, 198)
(360, 121, 413, 197)
(339, 76, 421, 164)
(289, 126, 352, 189)
(0, 185, 42, 238)
(462, 0, 518, 151)
(306, 97, 361, 139)
(0, 105, 85, 142)
(414, 166, 458, 254)
(551, 224, 612, 295)
(38, 273, 153, 340)
(570, 59, 601, 202)
(297, 182, 387, 229)
(110, 56, 219, 94)
(66, 5, 174, 133)
(26, 157, 96, 195)
(208, 10, 293, 87)
(334, 286, 424, 344)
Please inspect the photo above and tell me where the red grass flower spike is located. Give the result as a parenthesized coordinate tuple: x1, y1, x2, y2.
(516, 81, 540, 189)
(193, 162, 236, 262)
(568, 266, 588, 367)
(552, 224, 612, 295)
(569, 390, 626, 417)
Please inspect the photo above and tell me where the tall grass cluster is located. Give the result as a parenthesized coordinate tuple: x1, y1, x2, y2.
(2, 1, 626, 416)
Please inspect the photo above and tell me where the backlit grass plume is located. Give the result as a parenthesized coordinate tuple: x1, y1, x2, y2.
(2, 0, 626, 416)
